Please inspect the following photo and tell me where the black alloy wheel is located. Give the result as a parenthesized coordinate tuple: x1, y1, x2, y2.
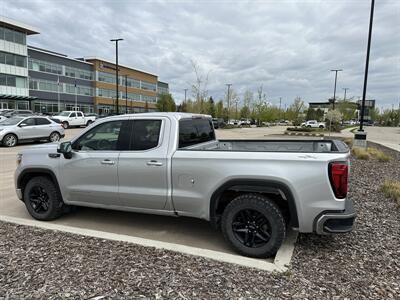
(28, 186, 50, 213)
(232, 209, 272, 248)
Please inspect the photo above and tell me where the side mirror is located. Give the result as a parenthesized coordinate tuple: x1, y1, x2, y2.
(57, 141, 73, 159)
(19, 123, 28, 127)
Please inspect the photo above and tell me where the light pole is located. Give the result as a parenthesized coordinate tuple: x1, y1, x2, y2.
(330, 69, 342, 110)
(184, 88, 187, 102)
(226, 83, 232, 123)
(124, 74, 128, 114)
(110, 38, 123, 114)
(358, 0, 375, 133)
(343, 88, 349, 101)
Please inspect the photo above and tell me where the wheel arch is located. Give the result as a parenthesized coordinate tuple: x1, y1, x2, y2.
(209, 179, 299, 229)
(17, 168, 62, 200)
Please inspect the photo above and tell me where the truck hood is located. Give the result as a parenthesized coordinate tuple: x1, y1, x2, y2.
(19, 143, 59, 154)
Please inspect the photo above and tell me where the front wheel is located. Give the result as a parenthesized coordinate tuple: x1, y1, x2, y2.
(62, 121, 69, 129)
(221, 194, 286, 258)
(2, 133, 18, 147)
(23, 176, 64, 220)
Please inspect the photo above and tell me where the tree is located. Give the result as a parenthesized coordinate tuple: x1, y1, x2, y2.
(190, 60, 210, 114)
(286, 97, 305, 125)
(337, 100, 357, 121)
(156, 94, 176, 112)
(216, 100, 224, 119)
(240, 106, 250, 119)
(206, 96, 216, 117)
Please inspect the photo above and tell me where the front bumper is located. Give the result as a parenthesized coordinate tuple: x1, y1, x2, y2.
(315, 198, 356, 234)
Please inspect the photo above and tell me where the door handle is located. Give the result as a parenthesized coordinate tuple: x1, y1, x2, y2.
(146, 160, 163, 166)
(101, 159, 115, 165)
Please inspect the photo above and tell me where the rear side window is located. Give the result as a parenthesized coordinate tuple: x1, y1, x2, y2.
(35, 118, 51, 125)
(77, 112, 83, 117)
(70, 112, 76, 117)
(179, 118, 215, 148)
(131, 120, 162, 151)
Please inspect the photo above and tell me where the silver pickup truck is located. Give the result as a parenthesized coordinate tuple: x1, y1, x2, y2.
(15, 113, 355, 258)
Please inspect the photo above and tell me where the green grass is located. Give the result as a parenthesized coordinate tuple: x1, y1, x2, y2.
(381, 180, 400, 208)
(351, 147, 391, 162)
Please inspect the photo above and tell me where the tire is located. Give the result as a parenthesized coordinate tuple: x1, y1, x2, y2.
(49, 131, 61, 142)
(307, 125, 311, 128)
(23, 176, 64, 221)
(2, 133, 18, 147)
(221, 194, 286, 258)
(86, 120, 92, 126)
(62, 121, 69, 129)
(319, 125, 324, 129)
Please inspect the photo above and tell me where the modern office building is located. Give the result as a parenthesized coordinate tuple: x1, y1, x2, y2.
(0, 16, 39, 110)
(28, 46, 95, 113)
(84, 58, 160, 115)
(1, 16, 170, 114)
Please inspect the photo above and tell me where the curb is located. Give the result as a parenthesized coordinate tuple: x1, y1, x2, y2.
(0, 215, 298, 272)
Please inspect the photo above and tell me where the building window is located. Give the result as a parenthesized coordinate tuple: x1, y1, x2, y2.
(0, 51, 27, 68)
(0, 74, 27, 88)
(0, 26, 26, 45)
(141, 81, 157, 92)
(29, 78, 61, 93)
(65, 66, 92, 80)
(28, 58, 62, 75)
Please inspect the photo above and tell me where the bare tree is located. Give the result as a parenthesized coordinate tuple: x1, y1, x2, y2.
(190, 60, 210, 113)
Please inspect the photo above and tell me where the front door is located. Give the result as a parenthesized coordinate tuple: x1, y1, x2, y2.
(118, 118, 169, 210)
(58, 119, 131, 206)
(18, 117, 38, 139)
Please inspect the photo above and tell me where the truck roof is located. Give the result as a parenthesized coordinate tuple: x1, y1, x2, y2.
(107, 112, 212, 120)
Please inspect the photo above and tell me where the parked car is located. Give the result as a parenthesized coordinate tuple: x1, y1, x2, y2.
(0, 116, 65, 147)
(52, 111, 96, 129)
(0, 115, 7, 123)
(14, 113, 354, 258)
(2, 109, 34, 118)
(212, 118, 225, 129)
(301, 120, 326, 128)
(239, 119, 251, 126)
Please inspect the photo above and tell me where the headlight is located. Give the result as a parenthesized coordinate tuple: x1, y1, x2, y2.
(16, 154, 23, 166)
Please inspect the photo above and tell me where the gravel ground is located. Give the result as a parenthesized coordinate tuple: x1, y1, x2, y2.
(1, 143, 399, 299)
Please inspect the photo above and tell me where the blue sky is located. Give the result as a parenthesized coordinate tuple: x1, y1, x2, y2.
(1, 0, 399, 108)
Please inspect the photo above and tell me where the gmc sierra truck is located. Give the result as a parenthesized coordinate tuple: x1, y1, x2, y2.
(14, 113, 355, 258)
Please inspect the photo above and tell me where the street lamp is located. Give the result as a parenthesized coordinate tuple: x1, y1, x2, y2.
(226, 83, 232, 123)
(343, 88, 349, 101)
(330, 69, 343, 110)
(110, 38, 123, 114)
(184, 88, 188, 102)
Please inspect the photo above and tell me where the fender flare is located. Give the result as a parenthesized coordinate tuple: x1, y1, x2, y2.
(209, 179, 299, 228)
(17, 168, 62, 197)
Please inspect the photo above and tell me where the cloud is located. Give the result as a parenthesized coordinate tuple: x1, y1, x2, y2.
(1, 0, 399, 108)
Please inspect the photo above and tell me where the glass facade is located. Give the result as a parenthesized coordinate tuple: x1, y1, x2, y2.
(29, 78, 93, 96)
(0, 26, 26, 45)
(141, 81, 157, 92)
(0, 51, 27, 67)
(29, 58, 62, 75)
(65, 66, 93, 80)
(0, 74, 27, 88)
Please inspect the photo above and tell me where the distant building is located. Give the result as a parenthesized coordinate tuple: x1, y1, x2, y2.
(309, 100, 375, 121)
(0, 16, 39, 110)
(28, 46, 94, 113)
(1, 16, 170, 114)
(308, 102, 331, 115)
(357, 99, 375, 121)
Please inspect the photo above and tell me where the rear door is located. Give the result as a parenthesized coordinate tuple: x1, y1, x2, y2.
(118, 117, 170, 210)
(68, 112, 78, 126)
(34, 117, 52, 138)
(76, 112, 85, 126)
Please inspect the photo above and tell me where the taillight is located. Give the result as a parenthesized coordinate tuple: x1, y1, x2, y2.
(328, 162, 348, 199)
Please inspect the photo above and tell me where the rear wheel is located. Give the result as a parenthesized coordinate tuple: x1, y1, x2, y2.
(49, 131, 61, 142)
(86, 120, 93, 126)
(62, 121, 69, 129)
(23, 176, 64, 220)
(221, 194, 286, 258)
(2, 133, 18, 147)
(319, 125, 324, 129)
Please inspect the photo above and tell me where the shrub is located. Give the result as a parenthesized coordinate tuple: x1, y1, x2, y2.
(351, 147, 391, 162)
(286, 127, 321, 132)
(381, 180, 400, 208)
(343, 138, 353, 147)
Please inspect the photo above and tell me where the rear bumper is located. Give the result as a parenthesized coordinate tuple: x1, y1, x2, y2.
(314, 198, 356, 234)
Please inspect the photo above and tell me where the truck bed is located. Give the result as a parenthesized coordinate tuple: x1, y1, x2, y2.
(182, 139, 349, 153)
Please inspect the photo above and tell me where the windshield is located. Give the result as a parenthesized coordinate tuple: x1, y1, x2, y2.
(0, 117, 23, 126)
(57, 112, 70, 116)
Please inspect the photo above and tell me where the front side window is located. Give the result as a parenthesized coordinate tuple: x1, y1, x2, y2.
(72, 120, 130, 151)
(131, 120, 162, 151)
(21, 118, 35, 126)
